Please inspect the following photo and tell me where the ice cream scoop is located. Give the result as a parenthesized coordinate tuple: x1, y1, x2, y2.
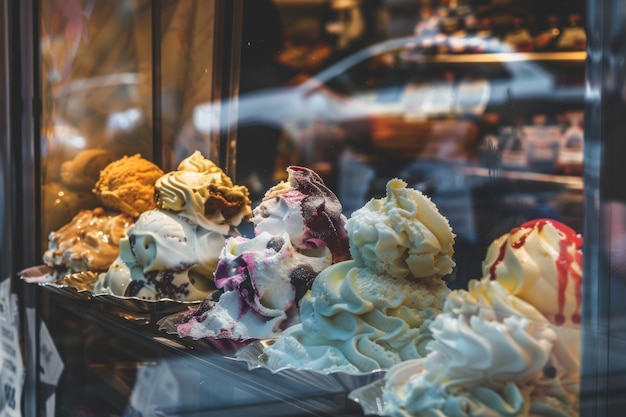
(380, 281, 579, 417)
(176, 166, 349, 339)
(377, 219, 582, 417)
(483, 218, 583, 327)
(95, 152, 252, 301)
(176, 232, 332, 340)
(95, 210, 223, 300)
(347, 178, 456, 280)
(62, 148, 115, 191)
(252, 166, 350, 263)
(44, 208, 133, 275)
(94, 153, 164, 218)
(155, 150, 252, 235)
(263, 179, 455, 373)
(264, 260, 449, 373)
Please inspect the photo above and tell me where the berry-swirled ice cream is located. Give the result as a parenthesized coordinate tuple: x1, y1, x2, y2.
(94, 152, 252, 301)
(176, 166, 350, 340)
(252, 165, 350, 263)
(379, 219, 582, 417)
(262, 179, 455, 373)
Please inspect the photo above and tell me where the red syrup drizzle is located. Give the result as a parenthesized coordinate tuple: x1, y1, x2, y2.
(487, 219, 583, 326)
(488, 241, 507, 281)
(489, 226, 536, 280)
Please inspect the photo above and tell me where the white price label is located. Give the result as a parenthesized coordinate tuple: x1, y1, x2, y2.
(39, 322, 64, 387)
(0, 278, 24, 417)
(129, 361, 182, 416)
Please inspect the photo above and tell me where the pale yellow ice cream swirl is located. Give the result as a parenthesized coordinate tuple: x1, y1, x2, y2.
(155, 151, 252, 234)
(347, 179, 455, 280)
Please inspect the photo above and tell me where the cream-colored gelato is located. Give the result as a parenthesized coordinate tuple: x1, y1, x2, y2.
(155, 150, 252, 235)
(379, 219, 582, 417)
(347, 178, 455, 280)
(483, 219, 583, 328)
(263, 179, 455, 373)
(382, 281, 579, 417)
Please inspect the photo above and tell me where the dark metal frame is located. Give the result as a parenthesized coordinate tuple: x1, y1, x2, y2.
(5, 0, 625, 415)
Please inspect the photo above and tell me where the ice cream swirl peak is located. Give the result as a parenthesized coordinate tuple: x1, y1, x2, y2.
(347, 178, 456, 280)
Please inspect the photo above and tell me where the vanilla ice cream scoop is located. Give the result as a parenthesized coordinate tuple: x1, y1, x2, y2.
(483, 218, 583, 328)
(380, 280, 580, 417)
(347, 178, 455, 280)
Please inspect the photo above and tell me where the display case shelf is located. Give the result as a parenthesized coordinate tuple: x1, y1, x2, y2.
(39, 286, 368, 417)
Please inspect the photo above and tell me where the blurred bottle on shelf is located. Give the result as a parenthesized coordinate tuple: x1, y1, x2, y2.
(525, 114, 560, 173)
(555, 13, 586, 51)
(556, 111, 584, 175)
(534, 15, 562, 51)
(499, 124, 527, 170)
(478, 113, 501, 173)
(503, 16, 533, 52)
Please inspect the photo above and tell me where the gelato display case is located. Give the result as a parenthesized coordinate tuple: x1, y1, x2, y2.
(1, 0, 624, 415)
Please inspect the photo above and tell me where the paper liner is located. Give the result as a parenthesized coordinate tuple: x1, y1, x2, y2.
(348, 378, 388, 416)
(19, 265, 202, 322)
(20, 265, 97, 301)
(232, 340, 387, 393)
(349, 359, 427, 416)
(156, 311, 254, 355)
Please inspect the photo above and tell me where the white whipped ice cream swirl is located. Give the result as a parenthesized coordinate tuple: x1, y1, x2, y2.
(264, 260, 449, 373)
(347, 179, 455, 280)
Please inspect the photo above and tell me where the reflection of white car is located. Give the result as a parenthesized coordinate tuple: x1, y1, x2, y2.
(194, 35, 583, 134)
(189, 35, 584, 196)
